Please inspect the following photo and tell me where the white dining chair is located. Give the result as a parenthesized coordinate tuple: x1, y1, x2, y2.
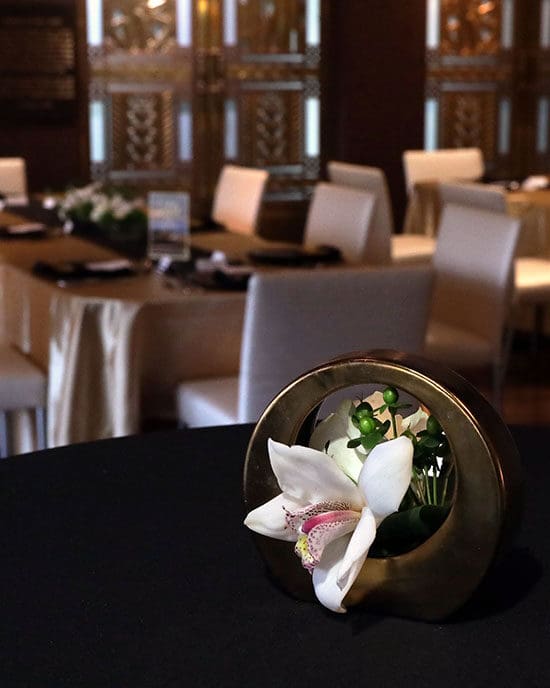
(424, 203, 520, 407)
(401, 148, 485, 245)
(303, 182, 378, 264)
(402, 148, 484, 194)
(325, 161, 437, 267)
(176, 265, 434, 427)
(393, 181, 508, 266)
(438, 181, 507, 213)
(0, 157, 28, 206)
(211, 164, 269, 235)
(0, 345, 47, 456)
(326, 161, 393, 265)
(438, 183, 550, 345)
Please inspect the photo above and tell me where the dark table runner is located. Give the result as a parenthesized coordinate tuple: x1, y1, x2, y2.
(1, 424, 548, 687)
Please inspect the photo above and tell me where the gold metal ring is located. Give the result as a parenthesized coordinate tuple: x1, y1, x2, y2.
(243, 350, 523, 620)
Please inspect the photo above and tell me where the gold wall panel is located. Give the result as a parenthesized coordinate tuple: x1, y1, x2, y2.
(111, 90, 175, 171)
(439, 90, 497, 157)
(103, 0, 177, 54)
(427, 0, 516, 178)
(241, 90, 303, 166)
(440, 0, 501, 56)
(88, 0, 320, 210)
(238, 0, 304, 55)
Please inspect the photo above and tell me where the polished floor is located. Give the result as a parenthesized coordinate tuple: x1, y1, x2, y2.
(144, 331, 550, 434)
(459, 330, 550, 426)
(500, 332, 550, 426)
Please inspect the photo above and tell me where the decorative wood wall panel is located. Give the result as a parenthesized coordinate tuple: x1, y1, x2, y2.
(0, 2, 78, 123)
(427, 0, 550, 180)
(426, 0, 516, 178)
(88, 0, 320, 216)
(88, 0, 191, 191)
(526, 0, 550, 173)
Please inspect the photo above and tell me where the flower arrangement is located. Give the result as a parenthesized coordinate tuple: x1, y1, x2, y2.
(244, 387, 453, 613)
(58, 182, 147, 236)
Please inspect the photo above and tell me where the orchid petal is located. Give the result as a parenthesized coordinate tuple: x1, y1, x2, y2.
(309, 402, 364, 482)
(322, 436, 364, 484)
(301, 509, 360, 571)
(337, 506, 376, 591)
(309, 400, 354, 451)
(399, 406, 428, 435)
(268, 439, 362, 508)
(244, 492, 303, 541)
(311, 535, 352, 613)
(359, 436, 413, 523)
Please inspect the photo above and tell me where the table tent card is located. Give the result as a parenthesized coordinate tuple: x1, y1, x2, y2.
(147, 191, 191, 261)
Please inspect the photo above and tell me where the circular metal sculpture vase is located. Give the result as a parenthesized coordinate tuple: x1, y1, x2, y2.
(243, 350, 523, 621)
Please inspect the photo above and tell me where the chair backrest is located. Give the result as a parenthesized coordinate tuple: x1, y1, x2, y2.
(431, 203, 520, 351)
(237, 265, 434, 422)
(327, 161, 393, 264)
(438, 181, 506, 214)
(211, 164, 269, 235)
(403, 148, 484, 194)
(303, 182, 377, 264)
(0, 157, 28, 204)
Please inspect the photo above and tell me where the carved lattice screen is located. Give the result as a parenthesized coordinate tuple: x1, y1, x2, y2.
(87, 0, 320, 216)
(425, 0, 517, 178)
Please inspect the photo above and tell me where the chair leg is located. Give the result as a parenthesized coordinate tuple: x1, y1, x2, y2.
(0, 411, 9, 458)
(35, 406, 47, 451)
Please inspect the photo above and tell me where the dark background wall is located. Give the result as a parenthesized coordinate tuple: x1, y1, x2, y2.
(322, 1, 427, 228)
(0, 0, 88, 192)
(0, 0, 427, 228)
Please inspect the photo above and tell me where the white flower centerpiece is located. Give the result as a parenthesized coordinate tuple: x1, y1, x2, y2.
(58, 182, 147, 240)
(244, 388, 453, 614)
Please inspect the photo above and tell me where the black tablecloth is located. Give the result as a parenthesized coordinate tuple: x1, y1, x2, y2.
(1, 425, 549, 687)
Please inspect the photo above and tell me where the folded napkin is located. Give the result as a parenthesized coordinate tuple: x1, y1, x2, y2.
(521, 175, 550, 192)
(33, 259, 137, 283)
(0, 222, 47, 238)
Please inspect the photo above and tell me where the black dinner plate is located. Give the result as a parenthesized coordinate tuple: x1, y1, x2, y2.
(33, 260, 137, 282)
(247, 244, 341, 266)
(188, 268, 251, 291)
(0, 224, 48, 239)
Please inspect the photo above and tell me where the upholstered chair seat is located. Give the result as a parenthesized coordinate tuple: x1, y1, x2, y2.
(423, 203, 520, 407)
(0, 345, 47, 456)
(176, 265, 434, 427)
(303, 182, 378, 264)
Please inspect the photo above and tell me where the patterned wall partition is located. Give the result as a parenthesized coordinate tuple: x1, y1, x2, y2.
(87, 0, 320, 216)
(425, 0, 517, 178)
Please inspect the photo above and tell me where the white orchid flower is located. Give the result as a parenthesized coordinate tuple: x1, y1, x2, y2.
(244, 436, 413, 613)
(310, 393, 428, 480)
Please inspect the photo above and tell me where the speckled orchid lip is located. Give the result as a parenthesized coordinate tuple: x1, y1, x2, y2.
(244, 436, 413, 613)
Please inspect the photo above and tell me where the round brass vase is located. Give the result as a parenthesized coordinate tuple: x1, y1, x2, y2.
(243, 350, 523, 621)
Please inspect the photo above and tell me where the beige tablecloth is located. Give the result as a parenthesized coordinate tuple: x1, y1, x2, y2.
(404, 182, 550, 258)
(0, 224, 292, 448)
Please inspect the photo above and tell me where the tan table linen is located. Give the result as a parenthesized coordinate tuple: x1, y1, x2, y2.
(0, 226, 296, 447)
(3, 265, 245, 448)
(403, 182, 550, 258)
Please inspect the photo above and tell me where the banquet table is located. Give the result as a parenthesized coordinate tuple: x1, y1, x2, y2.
(1, 423, 548, 688)
(404, 181, 550, 258)
(0, 210, 297, 449)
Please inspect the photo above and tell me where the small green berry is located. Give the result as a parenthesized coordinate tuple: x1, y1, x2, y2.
(426, 415, 442, 436)
(355, 402, 373, 418)
(359, 416, 376, 435)
(383, 386, 398, 405)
